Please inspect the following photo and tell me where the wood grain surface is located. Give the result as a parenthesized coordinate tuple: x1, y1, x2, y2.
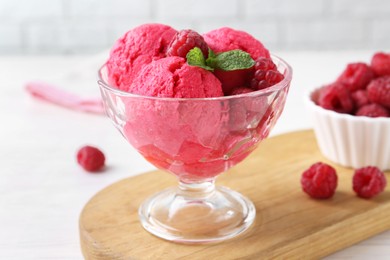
(79, 130, 390, 259)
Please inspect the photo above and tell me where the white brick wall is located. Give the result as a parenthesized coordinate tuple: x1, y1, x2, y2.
(68, 0, 151, 17)
(245, 0, 325, 17)
(331, 0, 390, 17)
(372, 19, 390, 45)
(155, 0, 238, 18)
(284, 19, 367, 50)
(0, 0, 389, 55)
(0, 0, 63, 20)
(0, 24, 21, 51)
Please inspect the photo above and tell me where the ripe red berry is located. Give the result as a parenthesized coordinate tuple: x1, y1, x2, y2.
(250, 57, 284, 90)
(355, 103, 389, 117)
(351, 89, 370, 109)
(166, 29, 209, 58)
(318, 82, 354, 114)
(367, 76, 390, 109)
(255, 57, 277, 71)
(301, 162, 338, 199)
(77, 146, 105, 172)
(371, 52, 390, 77)
(337, 62, 374, 91)
(353, 166, 387, 199)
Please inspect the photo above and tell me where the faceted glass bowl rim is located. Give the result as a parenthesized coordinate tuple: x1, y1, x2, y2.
(98, 54, 293, 101)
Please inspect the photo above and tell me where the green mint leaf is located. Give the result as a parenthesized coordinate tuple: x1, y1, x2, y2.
(208, 48, 216, 59)
(205, 48, 218, 69)
(186, 48, 254, 72)
(214, 50, 255, 71)
(186, 47, 214, 71)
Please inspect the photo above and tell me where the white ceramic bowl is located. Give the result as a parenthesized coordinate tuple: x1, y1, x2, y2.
(305, 87, 390, 171)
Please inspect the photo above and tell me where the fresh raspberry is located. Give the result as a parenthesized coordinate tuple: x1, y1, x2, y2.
(351, 90, 370, 109)
(371, 52, 390, 77)
(229, 86, 254, 95)
(337, 62, 374, 91)
(250, 57, 284, 90)
(367, 76, 390, 108)
(77, 146, 105, 172)
(355, 103, 389, 117)
(353, 166, 387, 199)
(318, 82, 354, 114)
(301, 162, 338, 199)
(166, 29, 209, 58)
(255, 56, 277, 71)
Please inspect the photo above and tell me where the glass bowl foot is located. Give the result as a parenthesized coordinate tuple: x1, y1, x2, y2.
(138, 183, 256, 244)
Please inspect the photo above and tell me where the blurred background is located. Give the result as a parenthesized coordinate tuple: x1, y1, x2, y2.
(1, 0, 389, 55)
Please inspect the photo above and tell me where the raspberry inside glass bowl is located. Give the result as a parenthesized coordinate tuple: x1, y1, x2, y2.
(98, 55, 292, 243)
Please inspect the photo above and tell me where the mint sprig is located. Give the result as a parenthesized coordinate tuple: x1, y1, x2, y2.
(186, 47, 255, 71)
(186, 47, 214, 71)
(212, 50, 255, 71)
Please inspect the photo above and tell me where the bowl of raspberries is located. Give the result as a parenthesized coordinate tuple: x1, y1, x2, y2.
(306, 52, 390, 171)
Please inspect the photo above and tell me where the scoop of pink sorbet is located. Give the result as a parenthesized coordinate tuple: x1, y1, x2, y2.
(203, 27, 270, 59)
(203, 27, 271, 94)
(129, 56, 223, 98)
(106, 23, 177, 91)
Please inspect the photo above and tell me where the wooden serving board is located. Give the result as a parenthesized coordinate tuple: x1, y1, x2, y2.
(80, 130, 390, 259)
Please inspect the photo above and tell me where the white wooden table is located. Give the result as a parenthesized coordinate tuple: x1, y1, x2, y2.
(1, 51, 389, 259)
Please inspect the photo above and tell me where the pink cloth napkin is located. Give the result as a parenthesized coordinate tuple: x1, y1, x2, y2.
(25, 81, 105, 115)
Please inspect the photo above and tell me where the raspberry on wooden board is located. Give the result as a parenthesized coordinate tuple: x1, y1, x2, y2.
(353, 166, 387, 199)
(301, 162, 338, 199)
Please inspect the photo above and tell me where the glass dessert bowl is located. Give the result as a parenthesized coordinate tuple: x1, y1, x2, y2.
(98, 55, 292, 244)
